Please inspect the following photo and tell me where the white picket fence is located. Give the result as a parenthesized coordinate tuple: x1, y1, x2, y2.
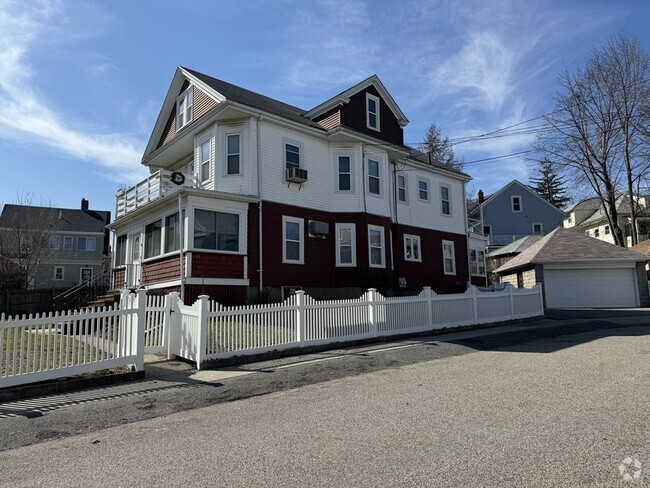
(0, 290, 167, 388)
(1, 284, 544, 386)
(167, 284, 544, 368)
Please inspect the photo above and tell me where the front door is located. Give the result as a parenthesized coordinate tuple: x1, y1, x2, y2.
(127, 233, 142, 287)
(80, 268, 93, 282)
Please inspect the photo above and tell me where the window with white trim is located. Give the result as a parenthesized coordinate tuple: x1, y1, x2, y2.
(418, 179, 429, 202)
(77, 237, 96, 251)
(404, 234, 421, 262)
(54, 266, 64, 281)
(367, 159, 380, 195)
(165, 213, 181, 253)
(176, 88, 193, 130)
(470, 249, 486, 276)
(442, 240, 456, 275)
(604, 225, 610, 235)
(283, 216, 304, 264)
(594, 227, 600, 238)
(532, 223, 543, 235)
(226, 134, 240, 175)
(441, 185, 451, 215)
(145, 219, 162, 258)
(366, 93, 380, 131)
(397, 174, 407, 203)
(285, 143, 300, 170)
(116, 234, 127, 265)
(368, 225, 385, 268)
(336, 224, 356, 267)
(338, 156, 351, 191)
(511, 195, 522, 212)
(194, 209, 240, 252)
(49, 235, 60, 249)
(200, 139, 211, 183)
(64, 236, 73, 250)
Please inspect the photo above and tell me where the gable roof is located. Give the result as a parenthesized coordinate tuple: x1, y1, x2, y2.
(479, 180, 564, 215)
(494, 227, 646, 274)
(0, 204, 110, 233)
(304, 75, 409, 127)
(630, 239, 650, 256)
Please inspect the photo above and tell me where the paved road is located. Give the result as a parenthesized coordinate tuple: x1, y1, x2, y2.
(0, 312, 648, 486)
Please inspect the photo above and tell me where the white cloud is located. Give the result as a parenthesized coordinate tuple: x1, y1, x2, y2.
(0, 0, 147, 183)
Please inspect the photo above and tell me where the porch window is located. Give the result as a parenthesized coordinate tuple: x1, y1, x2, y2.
(194, 209, 239, 252)
(165, 213, 181, 253)
(144, 219, 162, 258)
(116, 234, 127, 265)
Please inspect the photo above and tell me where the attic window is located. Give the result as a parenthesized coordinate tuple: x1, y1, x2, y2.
(366, 93, 380, 131)
(176, 88, 194, 131)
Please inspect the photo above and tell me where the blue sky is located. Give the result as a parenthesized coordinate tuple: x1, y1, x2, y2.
(1, 0, 649, 215)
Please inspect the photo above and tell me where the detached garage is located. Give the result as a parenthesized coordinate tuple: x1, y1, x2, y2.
(495, 228, 649, 308)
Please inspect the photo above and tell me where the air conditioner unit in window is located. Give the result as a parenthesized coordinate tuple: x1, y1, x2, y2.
(308, 220, 329, 238)
(286, 167, 308, 183)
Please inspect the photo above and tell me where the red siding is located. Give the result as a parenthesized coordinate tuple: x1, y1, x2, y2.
(149, 284, 247, 306)
(252, 201, 468, 294)
(339, 85, 404, 145)
(112, 268, 126, 289)
(190, 252, 244, 279)
(157, 83, 217, 149)
(142, 255, 181, 284)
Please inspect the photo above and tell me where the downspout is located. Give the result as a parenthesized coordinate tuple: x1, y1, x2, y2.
(178, 193, 185, 302)
(391, 161, 398, 285)
(462, 180, 471, 289)
(257, 114, 264, 298)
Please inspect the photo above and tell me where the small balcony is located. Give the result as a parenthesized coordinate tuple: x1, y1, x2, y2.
(115, 170, 198, 219)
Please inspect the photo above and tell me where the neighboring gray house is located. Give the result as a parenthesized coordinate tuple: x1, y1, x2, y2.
(0, 199, 110, 289)
(469, 180, 564, 249)
(495, 227, 649, 308)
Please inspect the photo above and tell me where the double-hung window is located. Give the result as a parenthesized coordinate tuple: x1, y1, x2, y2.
(511, 195, 522, 212)
(176, 88, 193, 130)
(397, 175, 407, 203)
(77, 237, 96, 252)
(368, 159, 380, 195)
(366, 93, 380, 131)
(200, 140, 211, 183)
(144, 219, 162, 258)
(368, 225, 385, 268)
(49, 235, 60, 249)
(418, 179, 429, 202)
(54, 266, 64, 280)
(442, 240, 456, 275)
(335, 224, 356, 267)
(404, 235, 421, 262)
(115, 234, 127, 266)
(338, 156, 351, 191)
(470, 249, 486, 276)
(441, 185, 451, 215)
(283, 216, 304, 264)
(64, 236, 73, 250)
(285, 143, 300, 170)
(194, 209, 240, 252)
(226, 134, 240, 175)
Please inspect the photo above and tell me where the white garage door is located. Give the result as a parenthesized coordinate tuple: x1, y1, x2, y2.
(544, 268, 637, 308)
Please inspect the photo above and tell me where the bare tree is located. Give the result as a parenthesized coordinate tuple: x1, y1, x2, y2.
(0, 193, 58, 288)
(420, 122, 464, 170)
(536, 34, 650, 246)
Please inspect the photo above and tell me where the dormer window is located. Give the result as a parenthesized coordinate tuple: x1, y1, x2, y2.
(176, 88, 193, 131)
(366, 93, 380, 131)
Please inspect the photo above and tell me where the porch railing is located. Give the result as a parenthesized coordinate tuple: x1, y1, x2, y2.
(115, 170, 198, 219)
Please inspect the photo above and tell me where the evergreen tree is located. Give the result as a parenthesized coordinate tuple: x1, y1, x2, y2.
(420, 123, 463, 170)
(529, 159, 571, 209)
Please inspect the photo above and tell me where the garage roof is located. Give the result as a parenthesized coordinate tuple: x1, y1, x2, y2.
(495, 227, 647, 274)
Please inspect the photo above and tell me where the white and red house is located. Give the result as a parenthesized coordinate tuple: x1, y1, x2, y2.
(109, 67, 481, 304)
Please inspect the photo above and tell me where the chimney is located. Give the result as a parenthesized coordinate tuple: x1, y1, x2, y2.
(478, 190, 484, 204)
(81, 198, 89, 212)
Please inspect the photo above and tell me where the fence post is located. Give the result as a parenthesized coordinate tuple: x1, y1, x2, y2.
(196, 295, 209, 370)
(422, 287, 433, 327)
(295, 290, 305, 346)
(467, 285, 478, 325)
(367, 288, 377, 337)
(506, 284, 515, 318)
(133, 289, 146, 371)
(535, 282, 544, 315)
